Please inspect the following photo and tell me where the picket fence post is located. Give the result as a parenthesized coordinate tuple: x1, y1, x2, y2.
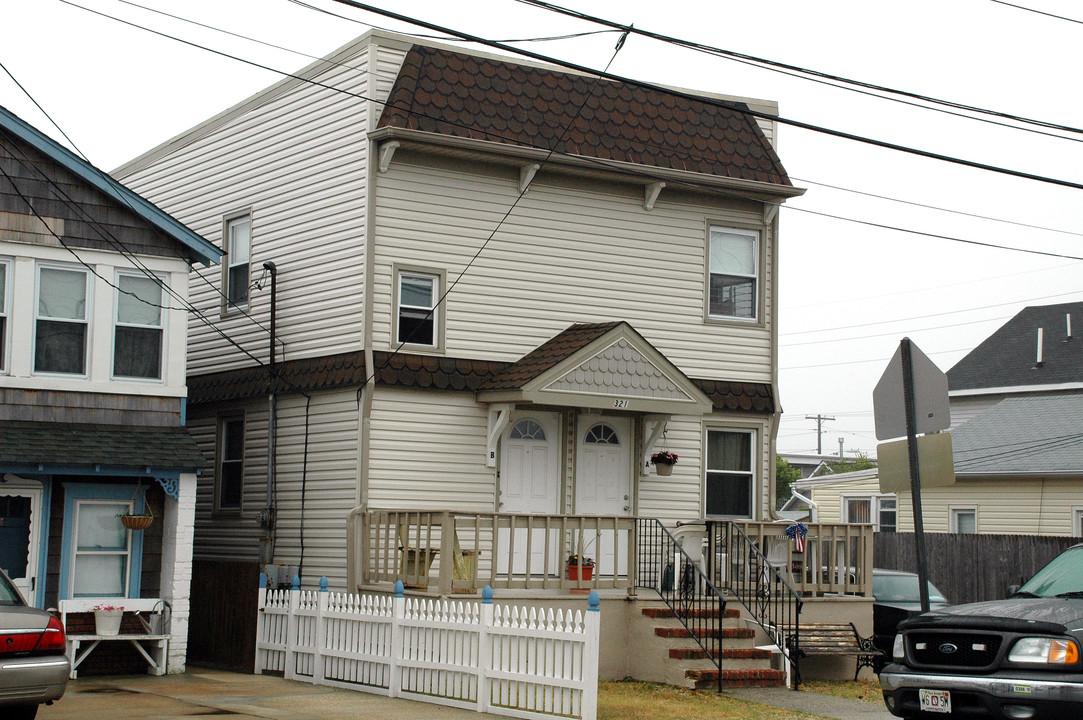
(477, 585, 494, 714)
(284, 575, 300, 681)
(254, 572, 267, 675)
(579, 591, 601, 720)
(315, 576, 329, 687)
(389, 580, 405, 698)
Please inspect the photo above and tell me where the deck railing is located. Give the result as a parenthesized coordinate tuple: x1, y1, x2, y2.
(355, 510, 874, 599)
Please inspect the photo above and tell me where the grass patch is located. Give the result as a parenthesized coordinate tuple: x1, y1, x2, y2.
(798, 678, 884, 704)
(598, 680, 825, 720)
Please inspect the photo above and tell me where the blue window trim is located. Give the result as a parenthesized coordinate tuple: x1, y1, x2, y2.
(59, 483, 144, 600)
(31, 480, 52, 608)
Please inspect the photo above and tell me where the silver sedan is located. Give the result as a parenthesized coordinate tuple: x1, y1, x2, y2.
(0, 570, 69, 720)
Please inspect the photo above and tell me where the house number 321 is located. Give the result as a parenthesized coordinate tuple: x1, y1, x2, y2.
(612, 399, 629, 409)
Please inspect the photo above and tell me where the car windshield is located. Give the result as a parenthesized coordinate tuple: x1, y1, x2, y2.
(0, 573, 24, 606)
(1018, 547, 1083, 598)
(873, 573, 948, 604)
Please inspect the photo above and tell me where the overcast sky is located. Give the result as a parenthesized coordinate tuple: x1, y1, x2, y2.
(4, 0, 1081, 457)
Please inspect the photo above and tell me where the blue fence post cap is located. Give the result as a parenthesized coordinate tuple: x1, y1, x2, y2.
(319, 576, 329, 592)
(259, 572, 267, 589)
(482, 585, 493, 604)
(588, 590, 600, 612)
(394, 580, 405, 598)
(292, 575, 300, 590)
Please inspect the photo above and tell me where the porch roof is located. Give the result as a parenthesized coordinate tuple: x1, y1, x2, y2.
(0, 420, 206, 474)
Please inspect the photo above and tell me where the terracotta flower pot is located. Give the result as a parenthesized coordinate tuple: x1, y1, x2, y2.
(566, 564, 594, 581)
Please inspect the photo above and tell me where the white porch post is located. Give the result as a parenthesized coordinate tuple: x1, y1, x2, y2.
(159, 473, 196, 673)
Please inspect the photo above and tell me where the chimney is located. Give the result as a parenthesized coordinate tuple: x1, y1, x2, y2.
(1067, 313, 1074, 343)
(1033, 327, 1044, 368)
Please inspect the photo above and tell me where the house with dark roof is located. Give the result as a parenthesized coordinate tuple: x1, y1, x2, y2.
(791, 301, 1083, 537)
(0, 104, 221, 675)
(114, 31, 864, 683)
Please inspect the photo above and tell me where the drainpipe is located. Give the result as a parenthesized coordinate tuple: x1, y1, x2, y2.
(262, 261, 278, 566)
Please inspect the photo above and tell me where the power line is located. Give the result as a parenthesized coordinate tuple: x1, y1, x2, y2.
(781, 347, 972, 371)
(327, 0, 1083, 192)
(783, 315, 1010, 348)
(988, 0, 1083, 25)
(516, 0, 1083, 138)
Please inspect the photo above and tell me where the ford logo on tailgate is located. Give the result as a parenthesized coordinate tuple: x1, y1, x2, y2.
(939, 643, 958, 654)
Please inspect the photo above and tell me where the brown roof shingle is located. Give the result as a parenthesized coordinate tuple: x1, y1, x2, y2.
(378, 45, 792, 187)
(478, 322, 620, 391)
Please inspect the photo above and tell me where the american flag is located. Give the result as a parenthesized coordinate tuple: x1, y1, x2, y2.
(787, 522, 807, 553)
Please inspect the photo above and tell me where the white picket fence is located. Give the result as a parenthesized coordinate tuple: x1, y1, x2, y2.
(255, 576, 601, 720)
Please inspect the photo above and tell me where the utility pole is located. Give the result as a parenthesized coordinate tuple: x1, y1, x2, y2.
(805, 414, 836, 454)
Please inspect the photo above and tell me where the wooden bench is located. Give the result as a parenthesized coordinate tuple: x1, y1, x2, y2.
(59, 598, 169, 679)
(786, 622, 884, 680)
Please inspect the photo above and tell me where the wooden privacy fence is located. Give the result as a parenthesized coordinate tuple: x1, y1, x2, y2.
(874, 532, 1080, 605)
(255, 575, 601, 720)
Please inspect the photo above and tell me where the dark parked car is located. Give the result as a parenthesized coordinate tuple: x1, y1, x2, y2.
(0, 570, 69, 720)
(873, 568, 950, 658)
(881, 544, 1083, 719)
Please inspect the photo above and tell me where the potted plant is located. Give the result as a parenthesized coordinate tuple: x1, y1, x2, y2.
(93, 604, 124, 636)
(117, 509, 155, 530)
(566, 554, 595, 581)
(650, 450, 679, 476)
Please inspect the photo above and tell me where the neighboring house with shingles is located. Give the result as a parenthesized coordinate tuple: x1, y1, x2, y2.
(114, 31, 831, 680)
(792, 301, 1083, 537)
(0, 104, 221, 675)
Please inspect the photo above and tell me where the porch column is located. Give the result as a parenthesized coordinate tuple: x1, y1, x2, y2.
(159, 473, 197, 673)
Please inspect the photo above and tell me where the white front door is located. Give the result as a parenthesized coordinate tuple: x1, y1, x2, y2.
(499, 412, 561, 576)
(0, 476, 44, 606)
(575, 415, 632, 576)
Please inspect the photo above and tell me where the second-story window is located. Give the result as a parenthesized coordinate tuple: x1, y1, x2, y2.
(225, 215, 251, 310)
(35, 265, 89, 375)
(114, 273, 164, 380)
(216, 415, 245, 512)
(708, 226, 759, 321)
(396, 270, 439, 347)
(0, 260, 8, 372)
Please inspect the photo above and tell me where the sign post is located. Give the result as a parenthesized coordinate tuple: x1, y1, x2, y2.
(874, 338, 951, 614)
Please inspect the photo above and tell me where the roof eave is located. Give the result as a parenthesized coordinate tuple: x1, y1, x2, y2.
(369, 127, 806, 201)
(0, 105, 222, 266)
(950, 382, 1083, 397)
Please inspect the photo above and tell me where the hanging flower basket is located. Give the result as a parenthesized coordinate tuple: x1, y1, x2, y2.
(650, 451, 678, 476)
(119, 513, 154, 530)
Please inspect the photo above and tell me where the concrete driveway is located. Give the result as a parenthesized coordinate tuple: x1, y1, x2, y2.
(39, 669, 487, 720)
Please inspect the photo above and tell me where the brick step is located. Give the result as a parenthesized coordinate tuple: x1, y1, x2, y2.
(686, 667, 787, 689)
(641, 607, 740, 620)
(654, 626, 755, 640)
(668, 646, 772, 661)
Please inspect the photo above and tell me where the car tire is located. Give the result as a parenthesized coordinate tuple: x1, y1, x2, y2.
(9, 705, 38, 720)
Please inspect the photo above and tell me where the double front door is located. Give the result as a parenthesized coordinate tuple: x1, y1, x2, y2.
(498, 412, 632, 577)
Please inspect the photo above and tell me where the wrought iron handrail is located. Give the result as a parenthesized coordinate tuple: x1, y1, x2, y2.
(635, 518, 729, 692)
(711, 521, 804, 688)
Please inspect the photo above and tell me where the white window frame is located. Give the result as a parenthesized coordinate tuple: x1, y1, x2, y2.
(0, 257, 9, 374)
(1073, 507, 1083, 537)
(706, 224, 760, 323)
(215, 414, 246, 513)
(112, 270, 166, 381)
(950, 505, 978, 534)
(33, 263, 91, 376)
(704, 427, 756, 520)
(222, 213, 252, 314)
(393, 266, 445, 351)
(841, 493, 897, 532)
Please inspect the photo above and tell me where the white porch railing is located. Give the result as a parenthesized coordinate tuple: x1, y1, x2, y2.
(255, 575, 601, 720)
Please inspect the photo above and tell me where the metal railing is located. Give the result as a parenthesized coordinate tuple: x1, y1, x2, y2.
(635, 518, 729, 692)
(709, 521, 803, 687)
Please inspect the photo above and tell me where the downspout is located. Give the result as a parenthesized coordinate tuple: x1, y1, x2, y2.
(765, 203, 783, 521)
(263, 261, 278, 565)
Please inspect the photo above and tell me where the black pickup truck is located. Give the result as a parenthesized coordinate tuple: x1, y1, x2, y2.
(880, 544, 1083, 719)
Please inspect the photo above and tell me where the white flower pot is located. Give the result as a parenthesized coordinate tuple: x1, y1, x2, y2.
(94, 609, 123, 636)
(655, 463, 674, 477)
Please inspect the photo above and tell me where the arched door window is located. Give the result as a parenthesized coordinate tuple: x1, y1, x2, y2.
(584, 423, 619, 445)
(509, 419, 546, 441)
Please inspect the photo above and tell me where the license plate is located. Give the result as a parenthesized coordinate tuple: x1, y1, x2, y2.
(919, 688, 951, 714)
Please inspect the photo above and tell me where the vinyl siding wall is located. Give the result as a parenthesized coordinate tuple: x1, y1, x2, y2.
(117, 50, 373, 374)
(372, 153, 774, 382)
(806, 475, 885, 524)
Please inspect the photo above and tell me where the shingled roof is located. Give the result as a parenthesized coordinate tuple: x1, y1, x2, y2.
(188, 346, 773, 415)
(0, 420, 206, 472)
(377, 45, 792, 188)
(948, 301, 1083, 392)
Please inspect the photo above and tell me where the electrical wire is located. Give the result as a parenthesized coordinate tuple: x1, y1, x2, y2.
(781, 347, 972, 371)
(988, 0, 1083, 25)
